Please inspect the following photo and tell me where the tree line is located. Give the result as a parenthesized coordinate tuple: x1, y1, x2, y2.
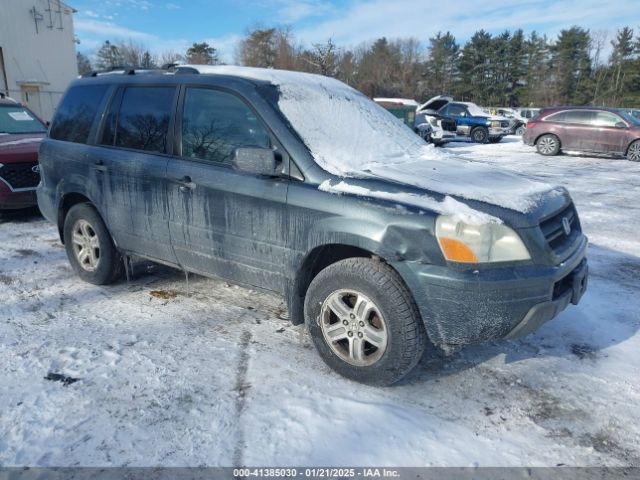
(78, 25, 640, 108)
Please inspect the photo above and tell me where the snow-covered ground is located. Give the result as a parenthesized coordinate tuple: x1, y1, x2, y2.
(1, 137, 639, 467)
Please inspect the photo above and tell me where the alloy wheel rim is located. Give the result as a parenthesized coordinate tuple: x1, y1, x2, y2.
(319, 289, 388, 367)
(629, 143, 640, 161)
(539, 137, 556, 154)
(72, 219, 101, 272)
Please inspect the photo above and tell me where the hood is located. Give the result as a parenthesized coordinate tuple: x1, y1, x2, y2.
(0, 133, 45, 164)
(486, 115, 510, 121)
(319, 150, 564, 228)
(418, 95, 452, 113)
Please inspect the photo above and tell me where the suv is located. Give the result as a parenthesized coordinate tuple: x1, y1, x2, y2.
(0, 95, 47, 209)
(439, 100, 511, 143)
(523, 106, 640, 161)
(37, 66, 589, 385)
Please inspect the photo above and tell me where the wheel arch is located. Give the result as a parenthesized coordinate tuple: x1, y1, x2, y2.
(57, 192, 96, 243)
(625, 138, 640, 155)
(534, 131, 562, 148)
(288, 243, 408, 326)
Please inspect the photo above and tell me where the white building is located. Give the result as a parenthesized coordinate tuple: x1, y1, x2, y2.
(0, 0, 78, 121)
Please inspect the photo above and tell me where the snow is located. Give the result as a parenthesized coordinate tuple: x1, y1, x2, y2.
(319, 180, 501, 225)
(0, 137, 43, 147)
(1, 136, 639, 467)
(373, 98, 419, 107)
(181, 66, 554, 214)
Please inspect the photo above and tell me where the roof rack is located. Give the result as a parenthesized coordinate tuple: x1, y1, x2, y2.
(82, 64, 201, 78)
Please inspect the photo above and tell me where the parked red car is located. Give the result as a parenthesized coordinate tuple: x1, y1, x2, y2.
(0, 96, 47, 210)
(523, 106, 640, 161)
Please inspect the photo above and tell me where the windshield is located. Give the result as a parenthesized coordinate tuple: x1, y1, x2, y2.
(463, 103, 490, 117)
(618, 109, 640, 126)
(274, 75, 433, 176)
(0, 105, 47, 134)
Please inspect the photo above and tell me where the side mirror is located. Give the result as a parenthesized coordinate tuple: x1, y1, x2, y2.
(232, 147, 279, 176)
(615, 121, 627, 129)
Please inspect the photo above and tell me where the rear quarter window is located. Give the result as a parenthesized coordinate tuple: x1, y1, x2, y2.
(50, 84, 109, 143)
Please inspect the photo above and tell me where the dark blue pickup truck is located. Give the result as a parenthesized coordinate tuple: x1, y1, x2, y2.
(437, 98, 511, 143)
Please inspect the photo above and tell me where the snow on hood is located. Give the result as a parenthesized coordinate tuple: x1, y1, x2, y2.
(319, 180, 500, 225)
(185, 66, 556, 217)
(0, 136, 43, 147)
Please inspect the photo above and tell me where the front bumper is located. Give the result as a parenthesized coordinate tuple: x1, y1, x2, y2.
(393, 236, 588, 347)
(488, 127, 510, 136)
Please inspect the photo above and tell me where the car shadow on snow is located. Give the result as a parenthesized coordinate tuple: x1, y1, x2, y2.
(403, 243, 640, 385)
(0, 206, 43, 224)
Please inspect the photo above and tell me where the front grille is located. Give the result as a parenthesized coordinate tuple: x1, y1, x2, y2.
(540, 203, 580, 253)
(441, 118, 457, 132)
(0, 163, 40, 190)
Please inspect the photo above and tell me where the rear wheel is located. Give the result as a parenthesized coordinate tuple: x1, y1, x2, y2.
(470, 127, 488, 143)
(536, 134, 560, 156)
(304, 258, 427, 386)
(626, 140, 640, 162)
(63, 203, 123, 285)
(515, 125, 526, 136)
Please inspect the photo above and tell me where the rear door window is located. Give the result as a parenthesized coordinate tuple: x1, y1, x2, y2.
(180, 87, 270, 165)
(50, 84, 109, 143)
(563, 111, 594, 125)
(100, 86, 175, 153)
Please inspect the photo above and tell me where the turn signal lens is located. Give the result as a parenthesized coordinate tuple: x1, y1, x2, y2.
(438, 238, 479, 263)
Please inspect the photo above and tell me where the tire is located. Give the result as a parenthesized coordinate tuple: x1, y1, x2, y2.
(63, 203, 123, 285)
(470, 127, 488, 143)
(488, 136, 503, 143)
(626, 140, 640, 162)
(536, 134, 561, 156)
(304, 258, 427, 386)
(515, 125, 526, 136)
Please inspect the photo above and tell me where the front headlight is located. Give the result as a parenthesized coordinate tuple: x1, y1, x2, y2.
(435, 215, 531, 263)
(429, 118, 438, 126)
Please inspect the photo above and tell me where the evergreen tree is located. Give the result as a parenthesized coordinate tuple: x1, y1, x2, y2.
(76, 52, 92, 75)
(457, 30, 492, 103)
(423, 32, 459, 98)
(549, 27, 592, 104)
(609, 27, 635, 104)
(186, 42, 218, 65)
(95, 41, 123, 70)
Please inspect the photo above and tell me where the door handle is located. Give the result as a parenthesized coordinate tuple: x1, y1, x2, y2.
(93, 159, 107, 172)
(176, 175, 196, 192)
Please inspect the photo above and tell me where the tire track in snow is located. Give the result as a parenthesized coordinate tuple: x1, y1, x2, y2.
(232, 330, 252, 466)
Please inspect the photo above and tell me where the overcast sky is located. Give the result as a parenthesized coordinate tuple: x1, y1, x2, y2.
(71, 0, 640, 62)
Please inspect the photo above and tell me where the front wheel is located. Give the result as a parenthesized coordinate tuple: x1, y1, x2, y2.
(626, 140, 640, 162)
(470, 127, 488, 143)
(63, 203, 123, 285)
(304, 258, 427, 386)
(536, 134, 561, 156)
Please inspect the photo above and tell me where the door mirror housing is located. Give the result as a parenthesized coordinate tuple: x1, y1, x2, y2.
(232, 147, 279, 176)
(615, 121, 627, 129)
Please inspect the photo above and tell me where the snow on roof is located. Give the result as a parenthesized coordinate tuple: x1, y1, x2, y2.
(373, 98, 419, 107)
(182, 65, 555, 217)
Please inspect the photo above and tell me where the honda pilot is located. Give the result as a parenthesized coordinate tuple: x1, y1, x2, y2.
(37, 66, 589, 385)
